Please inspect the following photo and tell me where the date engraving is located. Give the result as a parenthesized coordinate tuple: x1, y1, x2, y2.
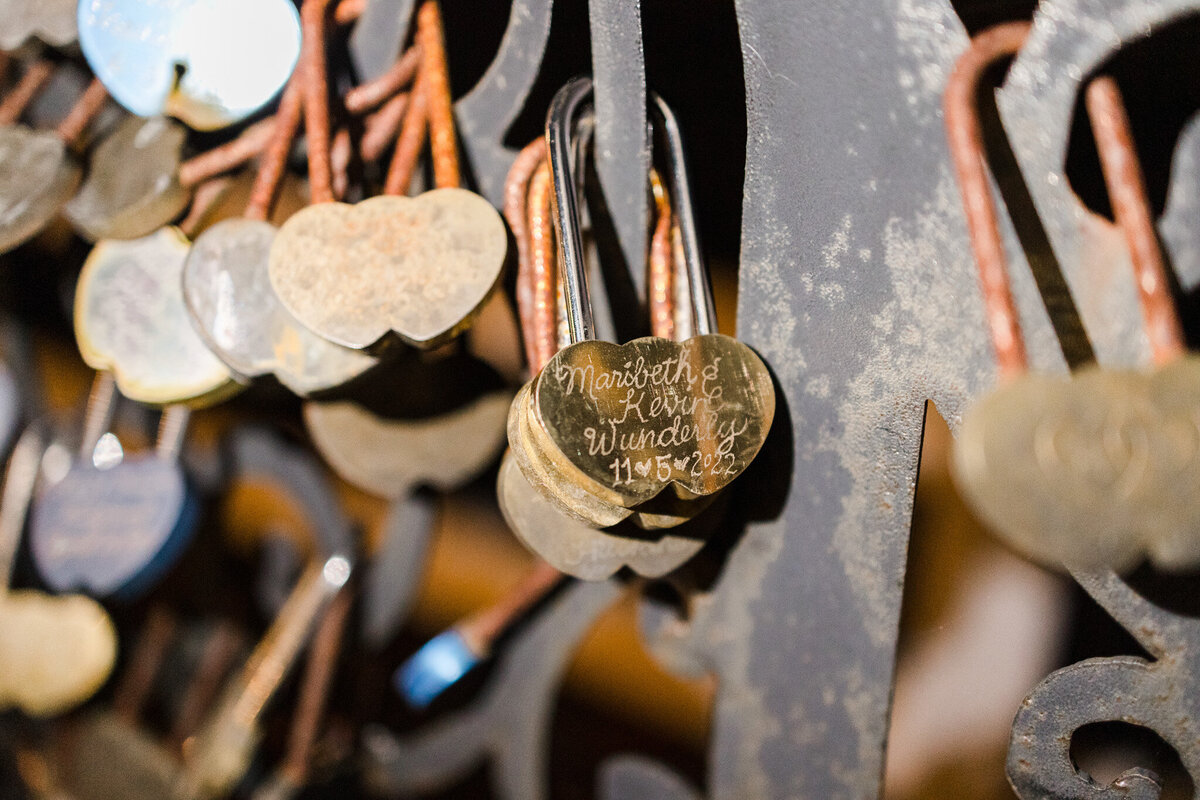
(532, 335, 774, 508)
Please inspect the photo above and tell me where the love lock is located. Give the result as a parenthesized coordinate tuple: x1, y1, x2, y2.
(65, 115, 192, 242)
(0, 425, 117, 717)
(78, 0, 301, 131)
(503, 78, 774, 579)
(267, 0, 508, 353)
(29, 388, 198, 600)
(946, 23, 1200, 571)
(0, 0, 76, 49)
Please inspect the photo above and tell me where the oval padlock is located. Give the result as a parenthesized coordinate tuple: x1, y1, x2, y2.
(504, 78, 775, 578)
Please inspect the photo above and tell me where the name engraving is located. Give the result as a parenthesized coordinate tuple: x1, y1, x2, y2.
(535, 335, 775, 503)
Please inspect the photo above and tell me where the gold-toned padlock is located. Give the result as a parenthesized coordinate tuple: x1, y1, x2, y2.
(508, 78, 775, 538)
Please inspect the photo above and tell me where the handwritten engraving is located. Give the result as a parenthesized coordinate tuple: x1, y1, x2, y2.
(531, 335, 775, 507)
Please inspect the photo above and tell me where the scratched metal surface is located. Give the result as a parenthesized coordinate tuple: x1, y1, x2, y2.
(363, 0, 1200, 798)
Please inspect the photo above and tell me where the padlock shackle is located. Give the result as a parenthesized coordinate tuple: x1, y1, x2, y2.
(649, 93, 717, 336)
(546, 77, 596, 343)
(546, 77, 718, 343)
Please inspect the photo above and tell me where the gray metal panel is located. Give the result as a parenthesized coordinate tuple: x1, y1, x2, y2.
(433, 0, 1198, 797)
(588, 0, 649, 299)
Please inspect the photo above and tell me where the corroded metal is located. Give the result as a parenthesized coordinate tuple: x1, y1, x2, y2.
(1008, 567, 1200, 799)
(954, 361, 1200, 570)
(177, 555, 352, 800)
(182, 219, 378, 396)
(946, 27, 1200, 572)
(303, 389, 512, 499)
(267, 189, 508, 350)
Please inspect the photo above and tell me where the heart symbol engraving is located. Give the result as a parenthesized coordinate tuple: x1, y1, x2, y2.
(268, 188, 507, 351)
(952, 360, 1200, 570)
(530, 334, 775, 508)
(29, 459, 196, 598)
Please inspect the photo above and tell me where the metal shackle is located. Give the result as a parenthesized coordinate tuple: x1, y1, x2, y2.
(545, 77, 717, 345)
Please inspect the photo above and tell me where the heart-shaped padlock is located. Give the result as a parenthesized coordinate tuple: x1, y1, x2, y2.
(30, 404, 198, 599)
(78, 0, 301, 131)
(511, 81, 774, 523)
(944, 25, 1200, 571)
(65, 115, 191, 242)
(267, 0, 508, 353)
(502, 80, 774, 579)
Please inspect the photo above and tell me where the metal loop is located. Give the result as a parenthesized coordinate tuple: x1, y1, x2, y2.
(546, 77, 717, 343)
(943, 22, 1031, 379)
(546, 77, 596, 343)
(649, 92, 716, 336)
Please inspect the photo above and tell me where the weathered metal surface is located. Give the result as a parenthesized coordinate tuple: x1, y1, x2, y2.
(448, 0, 1006, 796)
(953, 362, 1200, 571)
(588, 0, 649, 299)
(997, 0, 1200, 368)
(0, 126, 79, 254)
(1008, 567, 1200, 799)
(455, 0, 555, 206)
(349, 0, 415, 81)
(65, 115, 190, 243)
(75, 228, 237, 407)
(267, 189, 508, 351)
(182, 218, 378, 396)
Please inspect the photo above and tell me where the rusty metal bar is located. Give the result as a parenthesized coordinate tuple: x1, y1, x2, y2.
(943, 22, 1031, 379)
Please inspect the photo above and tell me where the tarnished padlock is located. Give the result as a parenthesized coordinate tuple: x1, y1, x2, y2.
(945, 23, 1200, 572)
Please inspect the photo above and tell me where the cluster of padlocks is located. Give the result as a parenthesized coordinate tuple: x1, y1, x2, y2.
(0, 1, 781, 796)
(0, 1, 1194, 797)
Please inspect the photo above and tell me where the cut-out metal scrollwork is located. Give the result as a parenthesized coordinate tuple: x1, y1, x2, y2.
(363, 580, 622, 800)
(1008, 568, 1200, 799)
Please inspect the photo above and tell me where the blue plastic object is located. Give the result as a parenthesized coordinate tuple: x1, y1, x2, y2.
(393, 630, 482, 709)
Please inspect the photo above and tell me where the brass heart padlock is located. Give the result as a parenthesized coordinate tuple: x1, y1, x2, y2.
(507, 78, 775, 552)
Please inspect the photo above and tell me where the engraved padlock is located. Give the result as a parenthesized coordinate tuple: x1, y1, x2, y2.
(508, 77, 775, 532)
